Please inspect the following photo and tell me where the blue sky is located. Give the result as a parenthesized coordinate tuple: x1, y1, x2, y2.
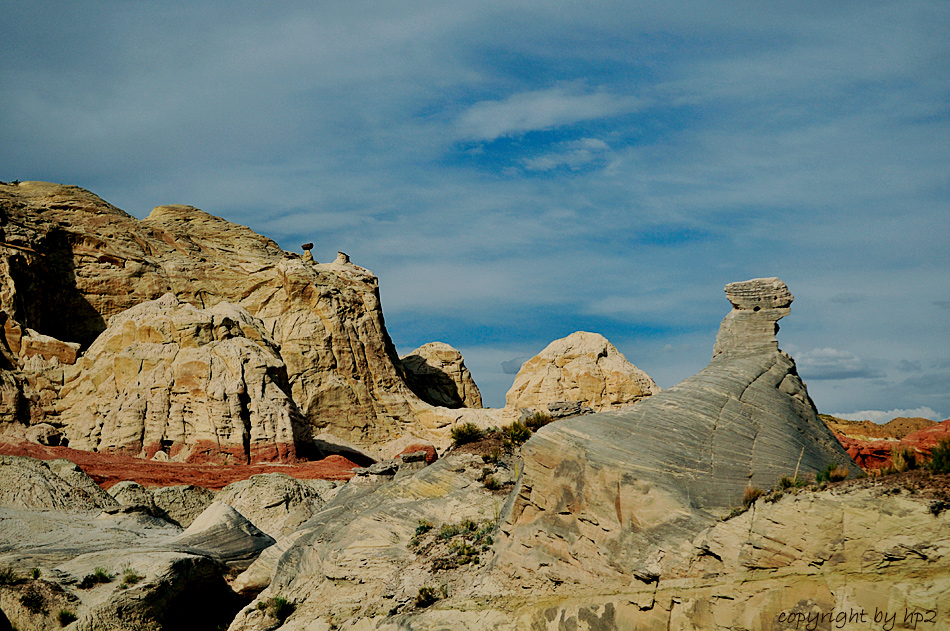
(2, 1, 948, 420)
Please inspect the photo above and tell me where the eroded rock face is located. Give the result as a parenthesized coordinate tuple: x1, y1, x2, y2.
(0, 455, 117, 511)
(57, 294, 310, 464)
(400, 342, 482, 409)
(0, 182, 421, 450)
(505, 331, 659, 413)
(215, 473, 329, 538)
(497, 278, 860, 585)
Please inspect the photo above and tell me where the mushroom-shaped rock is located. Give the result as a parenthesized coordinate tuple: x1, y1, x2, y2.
(498, 278, 861, 585)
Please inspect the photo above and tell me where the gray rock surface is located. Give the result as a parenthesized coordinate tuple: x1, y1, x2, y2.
(497, 278, 861, 585)
(215, 473, 329, 538)
(173, 502, 275, 570)
(0, 455, 117, 511)
(150, 484, 216, 528)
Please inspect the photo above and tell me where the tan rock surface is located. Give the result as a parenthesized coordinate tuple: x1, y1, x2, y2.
(56, 293, 311, 463)
(0, 182, 423, 450)
(505, 331, 659, 412)
(400, 342, 482, 408)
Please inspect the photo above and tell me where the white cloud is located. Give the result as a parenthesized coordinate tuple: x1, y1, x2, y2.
(831, 407, 943, 424)
(522, 138, 610, 172)
(456, 86, 643, 141)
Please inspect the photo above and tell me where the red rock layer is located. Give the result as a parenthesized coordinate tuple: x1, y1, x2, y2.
(835, 419, 950, 470)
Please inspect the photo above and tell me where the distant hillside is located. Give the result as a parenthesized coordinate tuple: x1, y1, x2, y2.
(820, 414, 936, 441)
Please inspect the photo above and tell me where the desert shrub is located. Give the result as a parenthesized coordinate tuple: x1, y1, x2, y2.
(415, 520, 433, 536)
(524, 412, 553, 432)
(481, 448, 500, 464)
(121, 567, 143, 586)
(30, 568, 40, 580)
(816, 463, 850, 483)
(891, 448, 918, 473)
(415, 586, 440, 608)
(928, 439, 950, 474)
(450, 422, 483, 446)
(438, 523, 462, 540)
(503, 421, 531, 446)
(20, 586, 46, 614)
(778, 475, 807, 490)
(58, 609, 77, 626)
(78, 567, 113, 589)
(269, 596, 294, 622)
(483, 475, 501, 491)
(0, 568, 20, 585)
(742, 486, 764, 508)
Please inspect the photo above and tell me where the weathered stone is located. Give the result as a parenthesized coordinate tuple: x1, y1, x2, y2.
(215, 473, 329, 539)
(149, 485, 216, 528)
(505, 331, 659, 412)
(173, 502, 275, 570)
(57, 293, 311, 464)
(497, 278, 860, 585)
(400, 342, 482, 408)
(0, 455, 117, 511)
(18, 329, 79, 365)
(24, 422, 64, 446)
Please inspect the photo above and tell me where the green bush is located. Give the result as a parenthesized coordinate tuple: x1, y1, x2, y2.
(503, 421, 531, 446)
(58, 609, 77, 626)
(78, 567, 114, 589)
(269, 596, 294, 622)
(524, 412, 553, 432)
(891, 448, 918, 473)
(928, 439, 950, 474)
(450, 422, 483, 446)
(778, 475, 807, 489)
(121, 567, 143, 586)
(30, 568, 40, 580)
(483, 475, 501, 490)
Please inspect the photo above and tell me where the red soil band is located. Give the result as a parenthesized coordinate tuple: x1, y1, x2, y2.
(0, 440, 358, 490)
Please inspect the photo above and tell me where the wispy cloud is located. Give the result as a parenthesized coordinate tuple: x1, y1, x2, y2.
(456, 86, 643, 141)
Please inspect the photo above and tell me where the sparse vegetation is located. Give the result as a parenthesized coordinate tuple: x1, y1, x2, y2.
(891, 448, 918, 473)
(78, 567, 114, 589)
(481, 448, 500, 465)
(121, 567, 143, 585)
(415, 585, 440, 608)
(816, 463, 850, 483)
(20, 586, 46, 614)
(482, 475, 501, 491)
(927, 439, 950, 474)
(0, 567, 21, 585)
(778, 475, 808, 490)
(31, 568, 40, 580)
(524, 412, 553, 432)
(503, 421, 531, 446)
(450, 422, 483, 447)
(58, 609, 77, 626)
(742, 486, 764, 508)
(268, 596, 295, 622)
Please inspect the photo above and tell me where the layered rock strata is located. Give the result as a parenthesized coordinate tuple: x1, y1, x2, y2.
(505, 331, 659, 413)
(497, 278, 860, 585)
(0, 182, 420, 451)
(56, 293, 311, 463)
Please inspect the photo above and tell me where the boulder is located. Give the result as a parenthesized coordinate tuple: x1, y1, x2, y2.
(497, 278, 860, 585)
(400, 342, 482, 408)
(57, 293, 311, 464)
(505, 331, 659, 412)
(173, 502, 275, 570)
(150, 485, 216, 528)
(215, 473, 329, 539)
(0, 455, 116, 511)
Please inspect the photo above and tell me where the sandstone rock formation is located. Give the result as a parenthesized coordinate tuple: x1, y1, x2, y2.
(505, 331, 659, 413)
(56, 293, 311, 463)
(215, 473, 331, 538)
(400, 342, 482, 408)
(0, 182, 421, 452)
(0, 455, 117, 511)
(836, 418, 950, 470)
(497, 278, 860, 585)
